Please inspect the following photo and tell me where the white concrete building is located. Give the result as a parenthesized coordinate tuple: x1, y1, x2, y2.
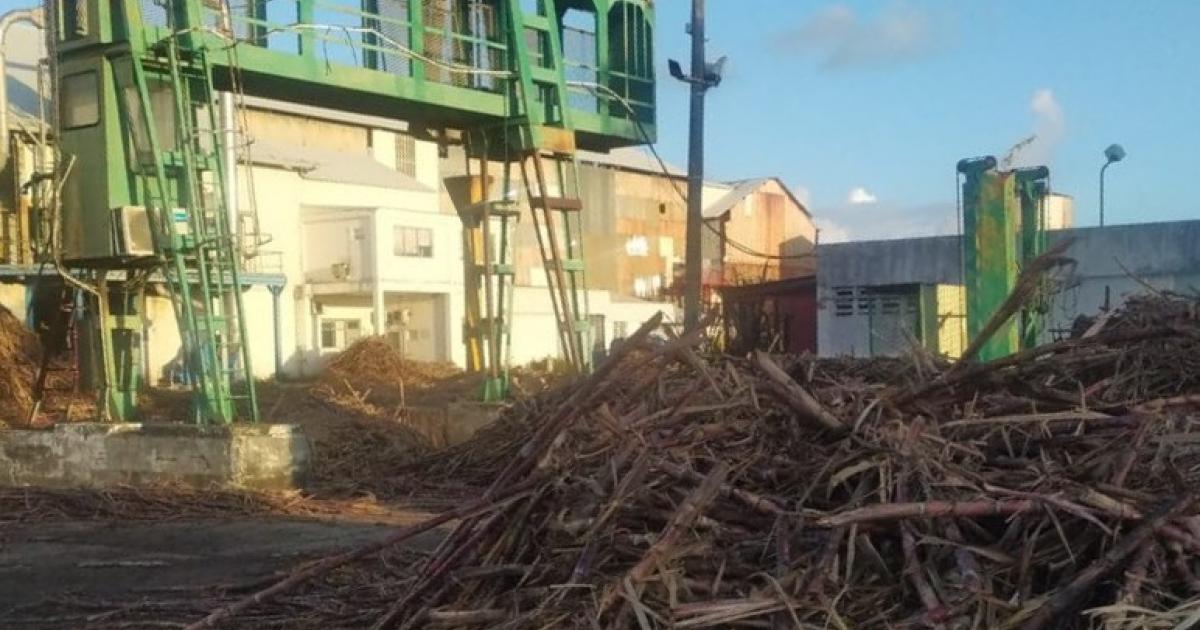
(139, 96, 672, 380)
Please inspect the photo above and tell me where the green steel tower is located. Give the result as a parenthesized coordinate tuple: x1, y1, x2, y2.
(50, 0, 656, 420)
(957, 157, 1051, 362)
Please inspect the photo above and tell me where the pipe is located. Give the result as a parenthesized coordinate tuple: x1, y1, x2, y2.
(269, 284, 284, 379)
(0, 7, 45, 169)
(220, 92, 238, 245)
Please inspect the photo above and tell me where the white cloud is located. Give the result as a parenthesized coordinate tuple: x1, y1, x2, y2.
(815, 218, 852, 244)
(846, 187, 878, 205)
(774, 2, 940, 70)
(1006, 88, 1066, 168)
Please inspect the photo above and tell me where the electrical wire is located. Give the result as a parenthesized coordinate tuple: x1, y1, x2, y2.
(567, 80, 816, 262)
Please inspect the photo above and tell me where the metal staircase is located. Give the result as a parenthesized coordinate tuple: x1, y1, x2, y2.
(457, 0, 596, 394)
(119, 5, 258, 423)
(505, 0, 592, 373)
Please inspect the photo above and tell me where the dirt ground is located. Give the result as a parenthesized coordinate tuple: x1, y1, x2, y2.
(0, 338, 542, 626)
(0, 514, 445, 627)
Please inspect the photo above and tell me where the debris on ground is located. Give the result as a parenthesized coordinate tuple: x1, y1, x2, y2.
(0, 305, 41, 427)
(300, 337, 572, 489)
(315, 336, 466, 407)
(0, 484, 437, 527)
(177, 294, 1200, 630)
(312, 335, 572, 410)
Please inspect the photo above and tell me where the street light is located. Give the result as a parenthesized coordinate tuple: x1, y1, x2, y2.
(1099, 143, 1125, 227)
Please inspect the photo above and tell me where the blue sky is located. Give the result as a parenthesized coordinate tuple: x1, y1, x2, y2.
(652, 1, 1200, 241)
(4, 1, 1197, 241)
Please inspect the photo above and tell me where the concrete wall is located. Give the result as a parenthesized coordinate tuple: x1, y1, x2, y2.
(386, 293, 445, 362)
(436, 149, 805, 300)
(722, 179, 817, 278)
(244, 108, 369, 153)
(817, 220, 1200, 356)
(301, 210, 375, 285)
(508, 287, 669, 364)
(1041, 221, 1200, 334)
(0, 423, 310, 491)
(437, 148, 693, 297)
(293, 284, 669, 371)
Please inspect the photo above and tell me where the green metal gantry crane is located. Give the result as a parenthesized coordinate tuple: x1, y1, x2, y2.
(50, 0, 655, 420)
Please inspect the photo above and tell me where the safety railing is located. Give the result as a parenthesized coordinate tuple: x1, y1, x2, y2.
(117, 0, 653, 142)
(242, 249, 284, 275)
(199, 0, 508, 94)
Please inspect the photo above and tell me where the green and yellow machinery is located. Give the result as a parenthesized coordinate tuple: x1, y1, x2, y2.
(956, 156, 1051, 361)
(49, 0, 655, 420)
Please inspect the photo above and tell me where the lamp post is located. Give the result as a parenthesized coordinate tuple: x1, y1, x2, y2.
(1099, 143, 1125, 227)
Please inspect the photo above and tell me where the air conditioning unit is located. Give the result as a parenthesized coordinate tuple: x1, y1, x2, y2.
(113, 206, 190, 257)
(113, 206, 156, 257)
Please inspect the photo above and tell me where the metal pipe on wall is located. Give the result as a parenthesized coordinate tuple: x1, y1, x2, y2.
(220, 92, 239, 251)
(269, 284, 284, 379)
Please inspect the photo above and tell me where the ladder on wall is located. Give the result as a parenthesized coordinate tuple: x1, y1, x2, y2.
(119, 3, 258, 423)
(504, 0, 592, 373)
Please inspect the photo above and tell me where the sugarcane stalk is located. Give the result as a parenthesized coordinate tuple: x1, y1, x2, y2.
(1019, 490, 1200, 630)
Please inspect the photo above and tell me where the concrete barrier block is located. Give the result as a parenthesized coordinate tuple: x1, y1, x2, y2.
(0, 423, 310, 491)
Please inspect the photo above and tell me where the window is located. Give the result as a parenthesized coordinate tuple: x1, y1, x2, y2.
(395, 133, 416, 177)
(833, 286, 856, 317)
(61, 72, 100, 129)
(833, 285, 921, 318)
(589, 314, 606, 351)
(613, 321, 628, 340)
(658, 236, 675, 262)
(122, 79, 177, 156)
(320, 319, 362, 350)
(633, 274, 663, 298)
(624, 235, 649, 257)
(61, 0, 89, 38)
(393, 226, 433, 257)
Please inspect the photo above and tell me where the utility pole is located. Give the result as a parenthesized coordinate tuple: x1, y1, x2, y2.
(683, 0, 706, 330)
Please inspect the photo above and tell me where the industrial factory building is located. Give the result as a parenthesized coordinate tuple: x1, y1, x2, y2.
(817, 219, 1200, 358)
(3, 2, 1200, 626)
(1, 34, 815, 381)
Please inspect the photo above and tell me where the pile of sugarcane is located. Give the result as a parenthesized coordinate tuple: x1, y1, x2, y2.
(172, 291, 1200, 630)
(0, 304, 41, 426)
